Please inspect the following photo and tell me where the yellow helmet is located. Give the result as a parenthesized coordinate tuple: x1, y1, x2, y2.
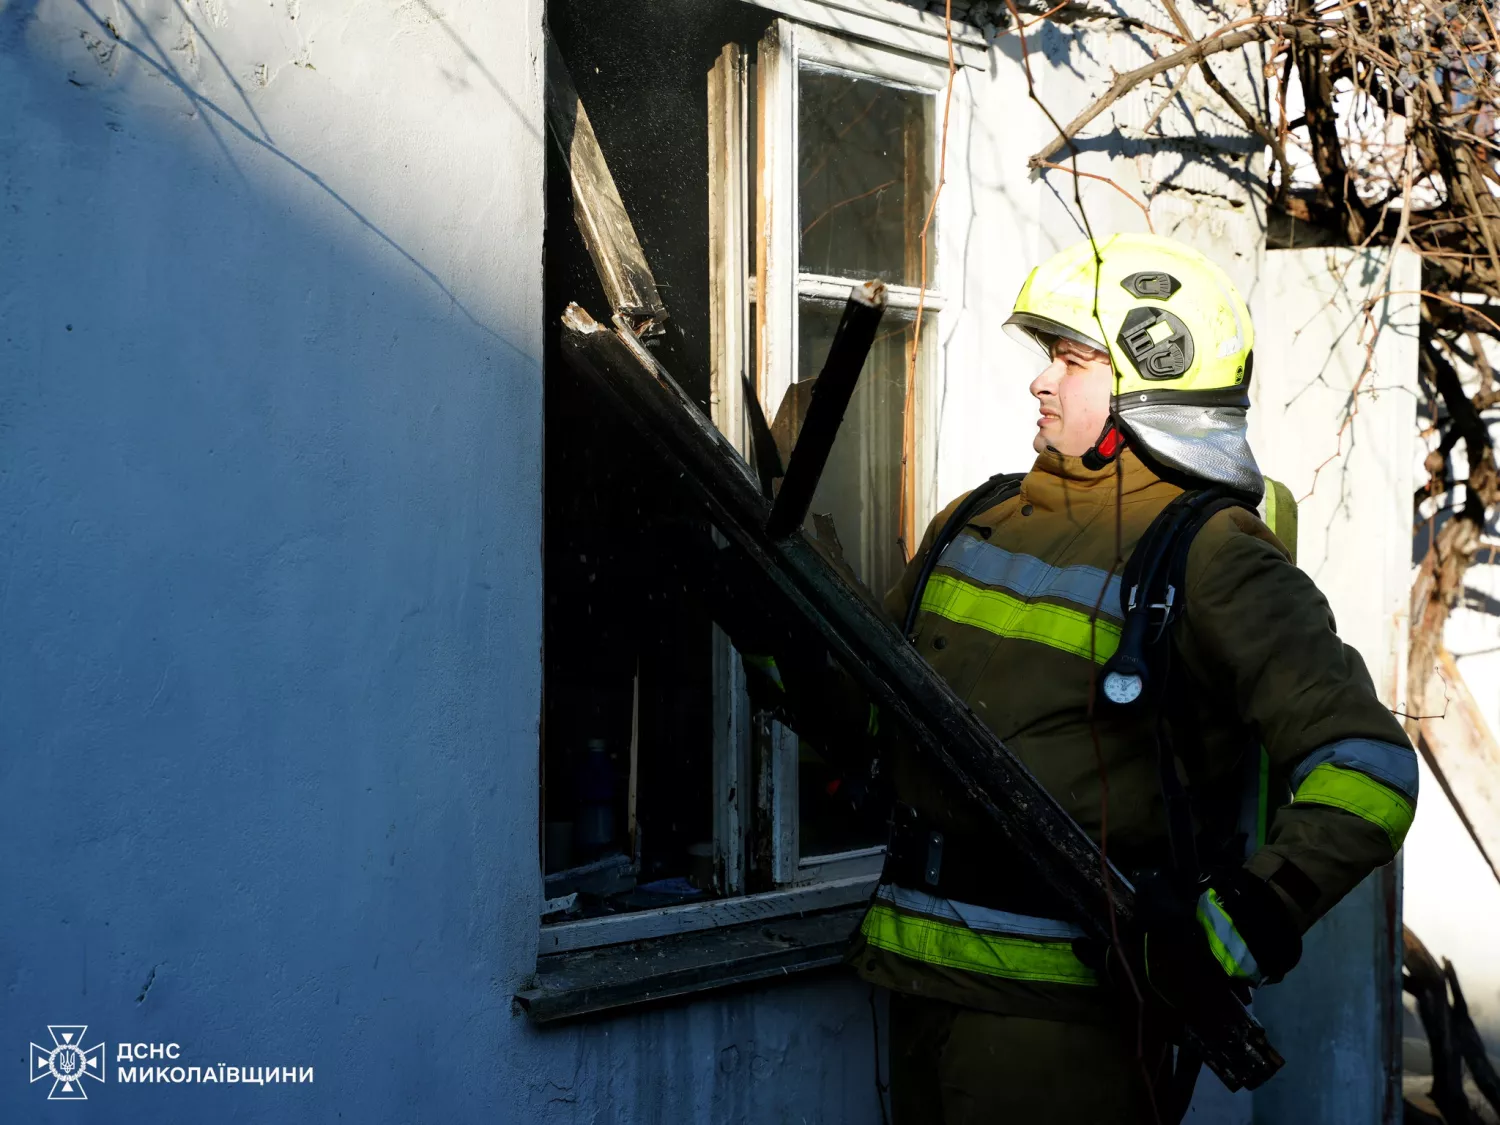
(1004, 233, 1262, 496)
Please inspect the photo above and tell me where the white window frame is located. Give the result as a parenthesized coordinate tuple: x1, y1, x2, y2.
(753, 19, 953, 891)
(758, 19, 949, 545)
(731, 0, 992, 68)
(539, 15, 965, 955)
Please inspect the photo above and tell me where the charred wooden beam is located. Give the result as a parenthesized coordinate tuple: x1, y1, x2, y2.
(1448, 959, 1500, 1117)
(559, 301, 1283, 1092)
(1404, 927, 1491, 1125)
(765, 281, 887, 539)
(544, 40, 668, 336)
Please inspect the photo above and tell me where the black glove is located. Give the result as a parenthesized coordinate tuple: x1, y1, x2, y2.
(1073, 868, 1301, 1017)
(1073, 871, 1245, 1012)
(1206, 865, 1302, 986)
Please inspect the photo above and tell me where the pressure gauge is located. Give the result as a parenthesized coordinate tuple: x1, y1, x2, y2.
(1102, 670, 1143, 705)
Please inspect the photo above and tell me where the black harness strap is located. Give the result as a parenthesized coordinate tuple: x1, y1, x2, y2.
(1117, 488, 1264, 1125)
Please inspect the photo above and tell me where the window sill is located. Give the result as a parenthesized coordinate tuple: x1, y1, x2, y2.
(516, 904, 867, 1023)
(539, 873, 878, 955)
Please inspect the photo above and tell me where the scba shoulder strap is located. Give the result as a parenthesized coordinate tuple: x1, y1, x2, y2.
(1099, 487, 1254, 708)
(902, 471, 1026, 639)
(1101, 484, 1266, 887)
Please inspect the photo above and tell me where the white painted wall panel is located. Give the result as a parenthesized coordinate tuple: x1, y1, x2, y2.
(1248, 246, 1422, 1125)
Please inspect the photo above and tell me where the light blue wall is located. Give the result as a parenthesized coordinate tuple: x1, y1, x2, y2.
(0, 0, 882, 1120)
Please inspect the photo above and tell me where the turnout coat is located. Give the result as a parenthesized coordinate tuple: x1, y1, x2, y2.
(834, 447, 1417, 1022)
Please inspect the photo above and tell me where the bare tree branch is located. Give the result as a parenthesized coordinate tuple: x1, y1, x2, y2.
(1028, 23, 1322, 167)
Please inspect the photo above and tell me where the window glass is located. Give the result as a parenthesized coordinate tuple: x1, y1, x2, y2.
(792, 300, 934, 858)
(797, 67, 934, 285)
(795, 300, 932, 601)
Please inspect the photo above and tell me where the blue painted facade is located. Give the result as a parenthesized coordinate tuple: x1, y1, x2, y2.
(0, 1, 883, 1120)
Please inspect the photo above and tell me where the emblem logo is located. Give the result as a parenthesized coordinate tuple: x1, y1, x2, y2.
(29, 1026, 106, 1100)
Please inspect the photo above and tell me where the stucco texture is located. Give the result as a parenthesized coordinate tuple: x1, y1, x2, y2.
(0, 0, 892, 1118)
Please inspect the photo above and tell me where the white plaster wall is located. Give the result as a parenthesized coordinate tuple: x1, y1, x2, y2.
(930, 45, 1048, 500)
(1409, 554, 1500, 1057)
(1249, 246, 1422, 1125)
(1249, 249, 1421, 698)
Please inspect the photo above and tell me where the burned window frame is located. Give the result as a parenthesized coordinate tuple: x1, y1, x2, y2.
(707, 19, 955, 897)
(537, 2, 968, 966)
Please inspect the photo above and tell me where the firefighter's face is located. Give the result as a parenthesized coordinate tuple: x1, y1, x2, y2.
(1029, 338, 1113, 456)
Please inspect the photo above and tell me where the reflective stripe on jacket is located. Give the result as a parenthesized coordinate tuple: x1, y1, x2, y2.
(861, 884, 1095, 986)
(847, 448, 1417, 1014)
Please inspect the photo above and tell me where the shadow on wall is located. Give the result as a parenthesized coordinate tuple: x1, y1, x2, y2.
(1, 8, 889, 1125)
(0, 2, 543, 1122)
(3, 0, 535, 355)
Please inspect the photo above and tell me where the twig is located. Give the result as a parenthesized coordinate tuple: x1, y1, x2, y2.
(1034, 161, 1156, 230)
(1138, 66, 1194, 135)
(1298, 144, 1415, 504)
(1197, 61, 1296, 203)
(1018, 0, 1073, 29)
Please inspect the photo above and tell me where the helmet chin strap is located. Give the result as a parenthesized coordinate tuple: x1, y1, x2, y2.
(1080, 416, 1124, 470)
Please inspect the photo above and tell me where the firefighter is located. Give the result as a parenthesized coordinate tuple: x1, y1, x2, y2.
(816, 233, 1420, 1122)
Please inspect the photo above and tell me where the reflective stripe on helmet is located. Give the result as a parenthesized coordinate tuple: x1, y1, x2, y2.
(919, 573, 1121, 663)
(1291, 763, 1415, 850)
(1195, 887, 1262, 985)
(937, 535, 1123, 622)
(861, 899, 1096, 985)
(1290, 738, 1418, 802)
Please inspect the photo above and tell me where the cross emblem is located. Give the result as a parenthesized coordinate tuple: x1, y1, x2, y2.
(30, 1025, 105, 1100)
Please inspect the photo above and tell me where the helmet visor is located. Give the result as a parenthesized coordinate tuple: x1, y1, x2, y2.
(1003, 312, 1109, 363)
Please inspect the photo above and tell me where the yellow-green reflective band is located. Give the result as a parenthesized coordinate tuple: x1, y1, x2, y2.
(866, 704, 880, 737)
(1292, 763, 1415, 850)
(919, 573, 1121, 663)
(1260, 477, 1299, 564)
(860, 902, 1098, 985)
(742, 654, 784, 692)
(1196, 888, 1261, 984)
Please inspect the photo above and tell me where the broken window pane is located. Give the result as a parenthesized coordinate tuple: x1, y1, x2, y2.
(794, 299, 933, 858)
(798, 67, 934, 285)
(796, 300, 932, 602)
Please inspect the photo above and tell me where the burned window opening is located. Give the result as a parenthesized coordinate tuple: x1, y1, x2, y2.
(543, 0, 775, 926)
(541, 0, 944, 932)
